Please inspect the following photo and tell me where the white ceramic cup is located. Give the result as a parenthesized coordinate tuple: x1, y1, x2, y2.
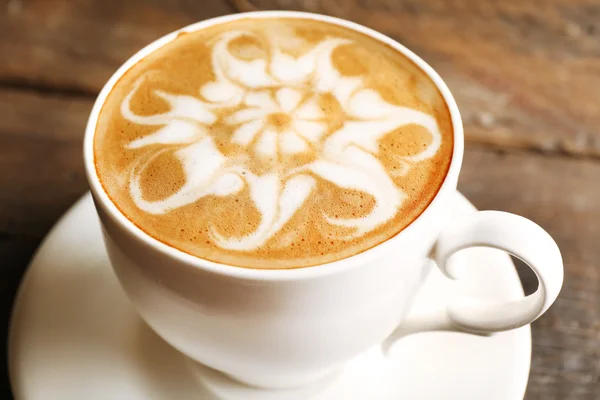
(84, 11, 563, 390)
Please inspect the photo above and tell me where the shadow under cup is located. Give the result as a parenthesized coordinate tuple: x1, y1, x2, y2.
(84, 10, 464, 390)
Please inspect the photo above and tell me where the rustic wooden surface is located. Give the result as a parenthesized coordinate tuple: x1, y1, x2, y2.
(1, 0, 599, 398)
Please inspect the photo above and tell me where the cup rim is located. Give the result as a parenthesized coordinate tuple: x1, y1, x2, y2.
(84, 10, 464, 281)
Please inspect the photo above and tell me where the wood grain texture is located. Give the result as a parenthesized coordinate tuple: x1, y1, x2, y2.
(1, 0, 599, 398)
(0, 0, 236, 93)
(0, 88, 93, 142)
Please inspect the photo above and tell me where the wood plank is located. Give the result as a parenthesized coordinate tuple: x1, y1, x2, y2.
(0, 88, 93, 142)
(0, 134, 87, 237)
(0, 0, 236, 93)
(459, 146, 600, 399)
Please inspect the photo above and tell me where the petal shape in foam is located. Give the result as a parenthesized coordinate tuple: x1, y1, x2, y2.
(255, 128, 278, 159)
(210, 172, 246, 197)
(121, 80, 216, 126)
(295, 98, 324, 120)
(226, 107, 267, 125)
(276, 87, 303, 113)
(279, 130, 309, 155)
(308, 146, 405, 237)
(210, 173, 316, 251)
(200, 80, 244, 107)
(346, 89, 399, 120)
(212, 31, 278, 88)
(231, 120, 264, 146)
(201, 33, 249, 107)
(270, 50, 316, 85)
(154, 91, 217, 124)
(340, 89, 442, 162)
(346, 88, 444, 160)
(293, 120, 327, 143)
(127, 120, 202, 149)
(129, 137, 242, 214)
(307, 38, 362, 106)
(322, 105, 442, 162)
(270, 38, 361, 107)
(245, 90, 278, 111)
(310, 39, 347, 93)
(330, 77, 362, 110)
(323, 119, 400, 155)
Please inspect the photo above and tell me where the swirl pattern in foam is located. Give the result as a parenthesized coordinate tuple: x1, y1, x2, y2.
(94, 18, 453, 269)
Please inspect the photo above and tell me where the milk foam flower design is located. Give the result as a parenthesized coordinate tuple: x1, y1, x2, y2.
(226, 88, 327, 159)
(121, 31, 443, 251)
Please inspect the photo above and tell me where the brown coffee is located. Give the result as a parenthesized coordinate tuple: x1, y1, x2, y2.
(94, 17, 453, 269)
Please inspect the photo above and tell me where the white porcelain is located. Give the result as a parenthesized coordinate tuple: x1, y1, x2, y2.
(82, 11, 563, 390)
(9, 193, 532, 399)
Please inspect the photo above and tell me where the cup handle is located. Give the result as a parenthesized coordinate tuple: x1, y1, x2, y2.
(384, 211, 563, 347)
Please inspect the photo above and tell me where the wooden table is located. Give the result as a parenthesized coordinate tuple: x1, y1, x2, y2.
(1, 0, 598, 398)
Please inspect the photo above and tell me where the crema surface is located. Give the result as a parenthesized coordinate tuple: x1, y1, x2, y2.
(94, 17, 453, 269)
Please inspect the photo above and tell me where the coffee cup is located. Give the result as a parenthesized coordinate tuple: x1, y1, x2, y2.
(84, 11, 563, 390)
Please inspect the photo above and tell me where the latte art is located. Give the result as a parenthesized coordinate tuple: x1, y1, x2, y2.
(94, 18, 453, 268)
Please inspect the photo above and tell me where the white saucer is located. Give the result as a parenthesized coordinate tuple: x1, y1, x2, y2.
(9, 192, 531, 400)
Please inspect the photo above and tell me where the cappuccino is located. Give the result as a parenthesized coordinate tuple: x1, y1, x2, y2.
(94, 17, 453, 269)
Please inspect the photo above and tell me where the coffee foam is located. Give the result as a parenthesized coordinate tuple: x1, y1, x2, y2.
(94, 18, 453, 269)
